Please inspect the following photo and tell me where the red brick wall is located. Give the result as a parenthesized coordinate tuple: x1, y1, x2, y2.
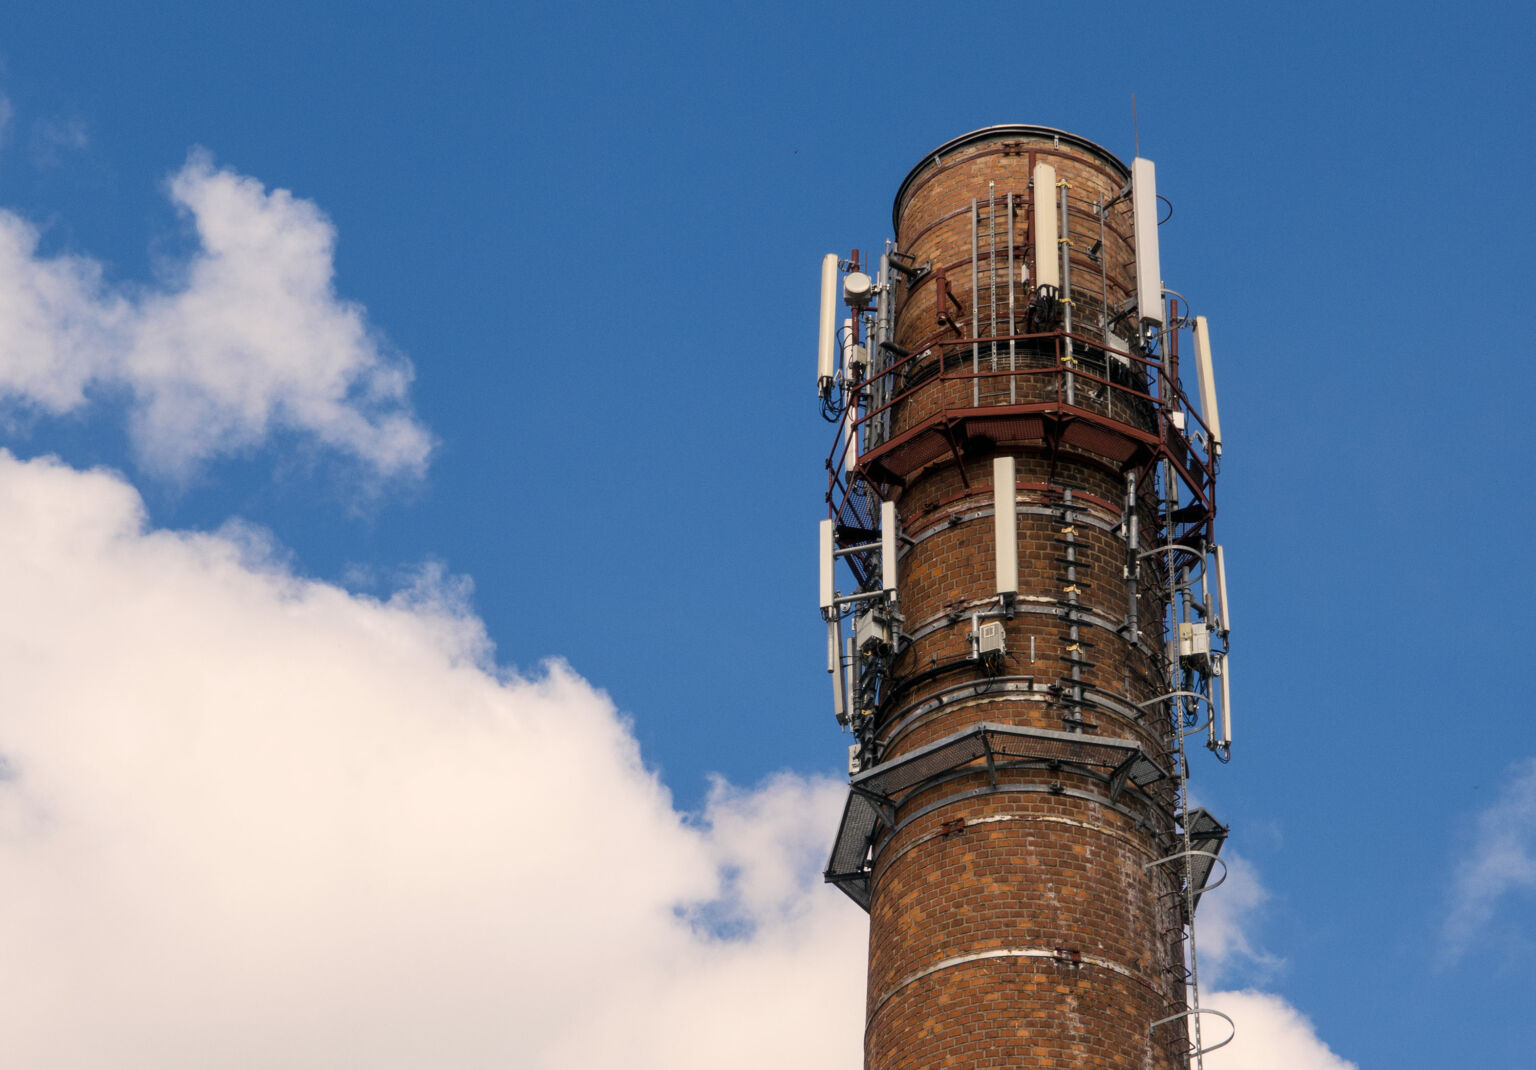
(865, 128, 1186, 1070)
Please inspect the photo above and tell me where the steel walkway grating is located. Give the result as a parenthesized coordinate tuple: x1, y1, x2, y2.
(824, 722, 1171, 912)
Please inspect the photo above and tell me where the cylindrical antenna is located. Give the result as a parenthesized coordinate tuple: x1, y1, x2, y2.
(1131, 158, 1163, 330)
(881, 500, 898, 594)
(1032, 164, 1060, 291)
(1219, 652, 1232, 745)
(843, 317, 858, 473)
(1214, 544, 1230, 634)
(817, 253, 839, 397)
(1193, 316, 1222, 455)
(819, 518, 835, 612)
(993, 456, 1018, 598)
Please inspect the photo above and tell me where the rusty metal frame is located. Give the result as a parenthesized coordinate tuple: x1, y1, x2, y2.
(823, 312, 1222, 623)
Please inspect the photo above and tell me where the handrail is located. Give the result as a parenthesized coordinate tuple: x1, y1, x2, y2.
(853, 330, 1199, 437)
(823, 323, 1221, 559)
(856, 367, 1209, 473)
(1149, 1007, 1235, 1058)
(1142, 849, 1229, 895)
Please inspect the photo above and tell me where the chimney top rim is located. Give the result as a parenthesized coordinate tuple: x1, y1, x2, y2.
(893, 125, 1131, 232)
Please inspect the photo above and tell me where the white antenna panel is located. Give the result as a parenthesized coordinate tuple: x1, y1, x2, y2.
(826, 618, 840, 674)
(1218, 652, 1232, 745)
(1032, 164, 1060, 291)
(881, 500, 898, 594)
(842, 317, 858, 472)
(1214, 544, 1230, 635)
(993, 456, 1018, 596)
(819, 518, 835, 611)
(817, 254, 839, 393)
(1193, 316, 1222, 455)
(1131, 158, 1162, 328)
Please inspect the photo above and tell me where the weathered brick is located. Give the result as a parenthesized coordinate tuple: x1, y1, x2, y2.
(864, 127, 1187, 1070)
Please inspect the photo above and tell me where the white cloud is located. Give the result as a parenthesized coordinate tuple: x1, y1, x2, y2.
(1189, 853, 1354, 1069)
(1441, 757, 1536, 961)
(0, 447, 1361, 1070)
(0, 152, 432, 479)
(0, 451, 862, 1069)
(0, 444, 1367, 1070)
(1201, 989, 1357, 1070)
(1193, 851, 1282, 984)
(31, 115, 90, 167)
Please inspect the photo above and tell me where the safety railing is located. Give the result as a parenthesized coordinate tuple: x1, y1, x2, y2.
(826, 326, 1219, 542)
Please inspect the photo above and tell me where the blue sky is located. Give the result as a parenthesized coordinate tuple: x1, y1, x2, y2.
(0, 3, 1531, 1067)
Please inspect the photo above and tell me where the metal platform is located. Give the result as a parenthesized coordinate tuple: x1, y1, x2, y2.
(824, 721, 1170, 910)
(1182, 807, 1230, 911)
(826, 329, 1219, 558)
